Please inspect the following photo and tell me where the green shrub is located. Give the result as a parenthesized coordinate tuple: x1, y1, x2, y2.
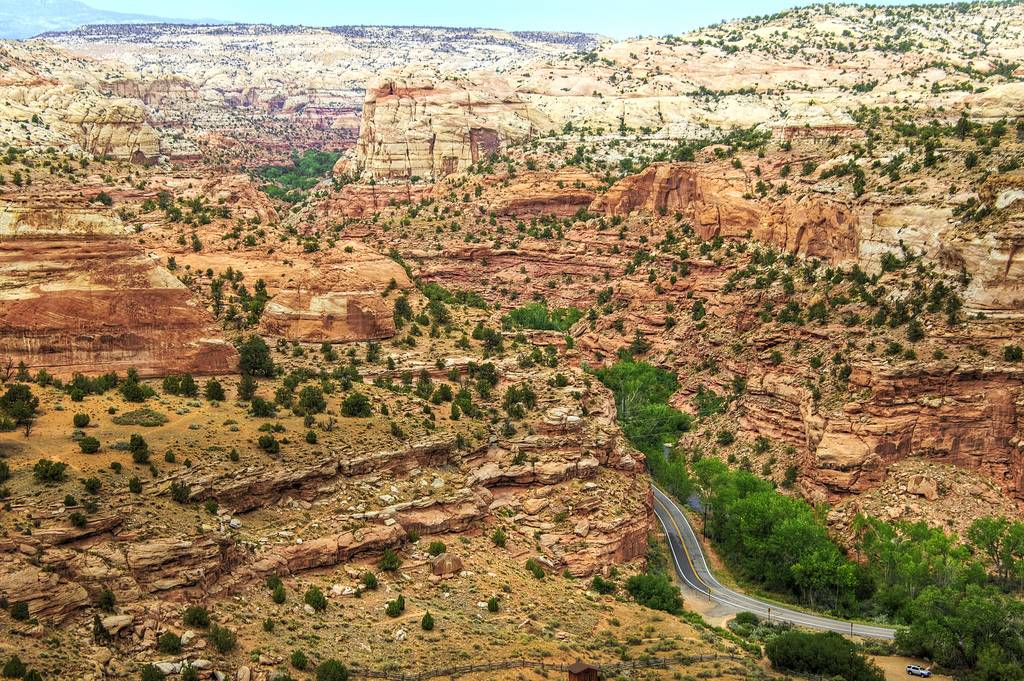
(2, 655, 26, 678)
(112, 408, 167, 427)
(765, 630, 883, 681)
(341, 392, 372, 417)
(204, 379, 225, 401)
(129, 433, 149, 460)
(625, 572, 683, 615)
(297, 385, 326, 415)
(169, 481, 191, 503)
(590, 575, 616, 594)
(421, 611, 434, 630)
(379, 549, 401, 572)
(157, 631, 181, 654)
(8, 601, 29, 621)
(208, 623, 236, 653)
(73, 413, 90, 428)
(249, 397, 275, 417)
(304, 586, 327, 612)
(98, 588, 115, 612)
(140, 665, 166, 681)
(734, 611, 760, 627)
(384, 596, 405, 617)
(257, 434, 280, 454)
(361, 572, 378, 590)
(486, 596, 499, 612)
(290, 650, 309, 670)
(503, 302, 582, 332)
(315, 659, 348, 681)
(0, 384, 37, 427)
(238, 335, 275, 377)
(183, 605, 209, 628)
(427, 540, 446, 557)
(525, 558, 545, 579)
(33, 459, 67, 483)
(491, 528, 507, 548)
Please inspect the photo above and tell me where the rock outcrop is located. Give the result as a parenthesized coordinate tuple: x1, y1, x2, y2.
(261, 291, 396, 343)
(593, 163, 860, 261)
(490, 168, 599, 217)
(354, 71, 544, 180)
(0, 41, 161, 161)
(0, 237, 237, 377)
(315, 178, 432, 218)
(252, 242, 409, 343)
(0, 556, 90, 622)
(63, 99, 161, 162)
(806, 365, 1024, 500)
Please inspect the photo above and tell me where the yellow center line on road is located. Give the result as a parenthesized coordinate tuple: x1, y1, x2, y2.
(653, 488, 896, 639)
(653, 494, 713, 593)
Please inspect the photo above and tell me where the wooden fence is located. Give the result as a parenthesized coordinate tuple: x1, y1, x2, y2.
(348, 653, 746, 679)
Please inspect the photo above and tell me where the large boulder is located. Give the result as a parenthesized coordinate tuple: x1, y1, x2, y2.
(430, 553, 464, 576)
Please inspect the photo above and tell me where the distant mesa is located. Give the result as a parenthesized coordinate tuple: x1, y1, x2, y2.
(0, 0, 221, 39)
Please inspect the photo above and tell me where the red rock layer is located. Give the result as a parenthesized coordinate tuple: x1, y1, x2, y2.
(0, 237, 237, 377)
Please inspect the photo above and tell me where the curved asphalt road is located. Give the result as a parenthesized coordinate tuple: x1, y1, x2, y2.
(652, 485, 896, 640)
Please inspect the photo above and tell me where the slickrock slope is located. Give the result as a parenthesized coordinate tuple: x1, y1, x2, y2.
(0, 41, 160, 160)
(256, 250, 406, 343)
(593, 162, 860, 261)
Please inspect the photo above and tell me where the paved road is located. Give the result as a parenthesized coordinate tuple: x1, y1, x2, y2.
(652, 485, 896, 640)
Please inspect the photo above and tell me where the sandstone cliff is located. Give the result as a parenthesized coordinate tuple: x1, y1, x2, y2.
(354, 72, 545, 180)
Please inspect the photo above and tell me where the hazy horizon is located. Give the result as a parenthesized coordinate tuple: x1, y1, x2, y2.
(84, 0, 955, 39)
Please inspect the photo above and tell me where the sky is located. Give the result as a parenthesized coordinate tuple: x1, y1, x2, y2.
(87, 0, 951, 39)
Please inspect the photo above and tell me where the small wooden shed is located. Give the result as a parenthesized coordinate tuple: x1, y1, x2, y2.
(567, 660, 600, 681)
